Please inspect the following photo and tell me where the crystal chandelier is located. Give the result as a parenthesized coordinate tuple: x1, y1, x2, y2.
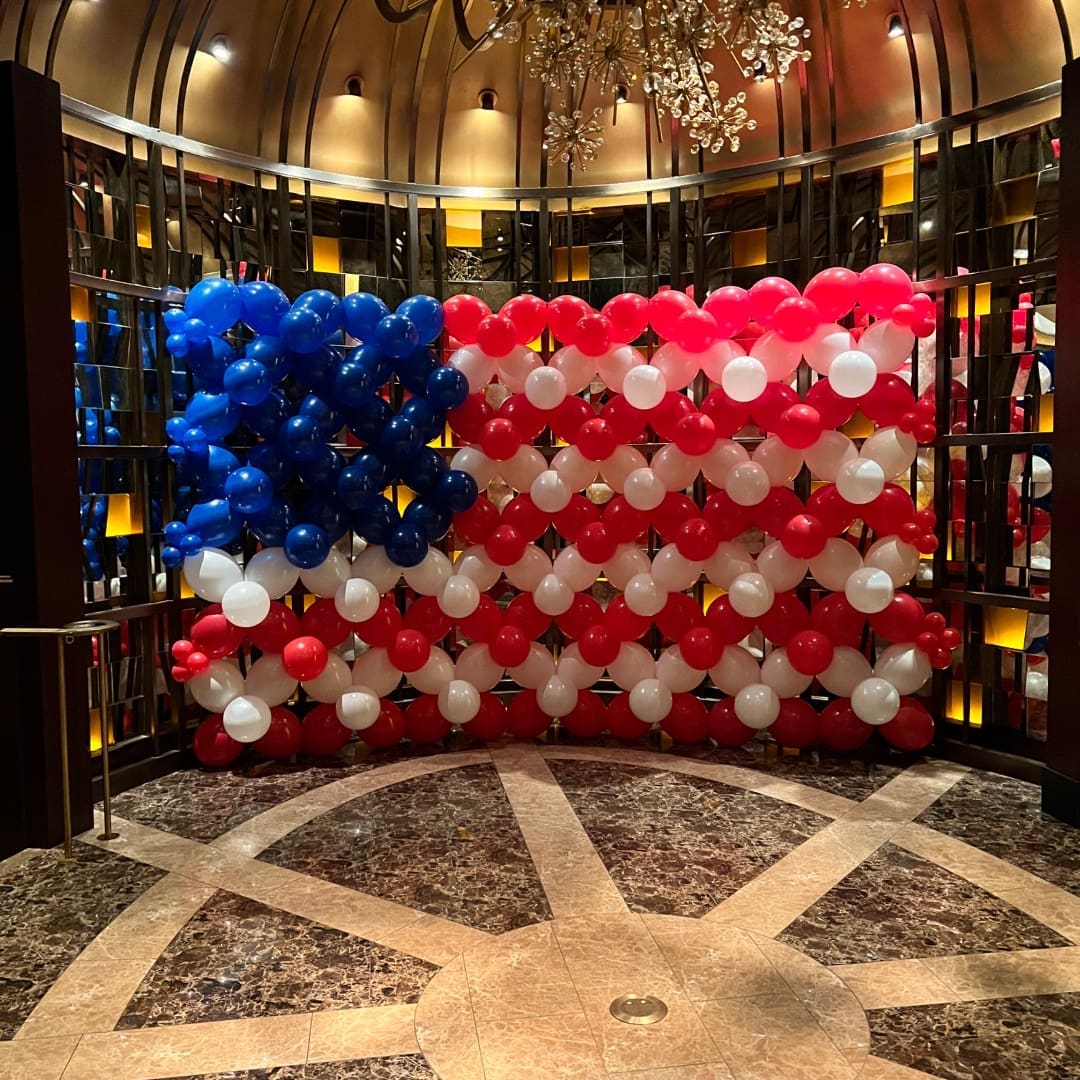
(477, 0, 867, 170)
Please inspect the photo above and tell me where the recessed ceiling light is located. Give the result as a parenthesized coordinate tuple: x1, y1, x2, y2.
(345, 74, 364, 97)
(208, 34, 232, 63)
(887, 13, 904, 38)
(614, 83, 629, 103)
(477, 88, 498, 111)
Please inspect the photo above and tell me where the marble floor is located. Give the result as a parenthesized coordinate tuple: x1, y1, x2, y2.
(0, 739, 1078, 1079)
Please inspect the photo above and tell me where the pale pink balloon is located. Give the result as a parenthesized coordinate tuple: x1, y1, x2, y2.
(449, 344, 497, 392)
(651, 544, 702, 591)
(701, 438, 750, 486)
(609, 641, 657, 689)
(818, 646, 873, 696)
(496, 344, 542, 392)
(550, 345, 596, 394)
(864, 537, 921, 587)
(604, 544, 652, 590)
(409, 647, 455, 694)
(724, 461, 771, 507)
(552, 445, 599, 491)
(438, 574, 481, 618)
(456, 546, 502, 591)
(451, 446, 497, 488)
(533, 572, 575, 616)
(507, 641, 556, 689)
(809, 539, 863, 591)
(596, 345, 646, 392)
(651, 342, 700, 391)
(860, 427, 917, 479)
(652, 444, 702, 491)
(756, 540, 809, 592)
(708, 644, 759, 694)
(538, 674, 579, 718)
(531, 469, 573, 512)
(600, 445, 649, 493)
(858, 318, 916, 373)
(629, 678, 673, 723)
(499, 445, 546, 490)
(750, 331, 802, 381)
(703, 541, 755, 589)
(452, 644, 501, 692)
(624, 467, 667, 511)
(657, 645, 707, 691)
(301, 653, 352, 703)
(505, 545, 554, 591)
(524, 366, 567, 410)
(700, 339, 746, 383)
(874, 643, 932, 694)
(624, 572, 667, 617)
(553, 545, 602, 591)
(753, 436, 804, 485)
(803, 324, 853, 375)
(803, 430, 857, 482)
(760, 649, 813, 698)
(556, 643, 604, 689)
(353, 646, 403, 696)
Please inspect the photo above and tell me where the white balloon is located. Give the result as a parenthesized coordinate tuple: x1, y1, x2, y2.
(451, 446, 497, 488)
(335, 577, 380, 623)
(223, 694, 271, 743)
(497, 344, 542, 392)
(551, 446, 598, 491)
(845, 567, 895, 614)
(624, 467, 666, 511)
(727, 572, 775, 619)
(499, 445, 546, 491)
(725, 461, 771, 507)
(657, 645, 705, 692)
(604, 544, 651, 590)
(244, 655, 297, 707)
(624, 572, 667, 617)
(709, 645, 760, 695)
(300, 547, 350, 598)
(553, 546, 601, 592)
(829, 349, 878, 399)
(556, 642, 603, 689)
(455, 642, 505, 691)
(721, 355, 768, 403)
(704, 542, 756, 588)
(818, 646, 873, 696)
(531, 469, 572, 512)
(352, 646, 402, 696)
(760, 649, 813, 698)
(336, 687, 381, 731)
(810, 539, 863, 591)
(439, 575, 480, 618)
(624, 364, 667, 409)
(804, 430, 857, 482)
(597, 345, 645, 393)
(753, 436, 804, 485)
(524, 365, 567, 410)
(508, 641, 556, 689)
(410, 646, 455, 694)
(449, 344, 496, 392)
(861, 427, 918, 479)
(865, 537, 921, 587)
(804, 324, 853, 375)
(652, 544, 702, 591)
(858, 319, 915, 373)
(244, 547, 298, 599)
(1031, 455, 1053, 497)
(505, 545, 554, 591)
(456, 545, 502, 591)
(700, 338, 746, 382)
(851, 676, 901, 725)
(302, 653, 351, 703)
(189, 659, 245, 712)
(874, 643, 932, 695)
(734, 683, 780, 730)
(651, 342, 700, 390)
(836, 458, 886, 505)
(534, 572, 575, 616)
(550, 345, 595, 394)
(184, 548, 242, 602)
(701, 439, 750, 487)
(756, 540, 809, 592)
(609, 641, 656, 689)
(652, 444, 702, 491)
(601, 446, 649, 493)
(751, 331, 802, 380)
(629, 678, 672, 724)
(1026, 669, 1049, 701)
(221, 580, 271, 628)
(438, 679, 481, 724)
(538, 674, 579, 718)
(352, 545, 401, 593)
(403, 548, 452, 595)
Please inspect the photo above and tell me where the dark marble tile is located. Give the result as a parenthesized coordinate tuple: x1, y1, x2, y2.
(870, 994, 1080, 1079)
(917, 771, 1080, 896)
(0, 844, 164, 1040)
(546, 759, 828, 916)
(259, 764, 551, 935)
(174, 1056, 436, 1079)
(116, 891, 435, 1029)
(779, 843, 1070, 966)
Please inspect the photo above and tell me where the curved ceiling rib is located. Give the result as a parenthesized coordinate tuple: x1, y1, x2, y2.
(174, 0, 215, 139)
(44, 0, 73, 79)
(301, 0, 351, 168)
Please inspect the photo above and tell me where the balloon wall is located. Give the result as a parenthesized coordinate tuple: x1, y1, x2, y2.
(160, 267, 960, 765)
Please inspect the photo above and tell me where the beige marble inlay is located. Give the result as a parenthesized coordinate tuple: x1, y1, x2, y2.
(859, 1056, 941, 1079)
(0, 1034, 78, 1080)
(612, 1065, 735, 1080)
(307, 1003, 419, 1062)
(922, 945, 1080, 1001)
(381, 912, 492, 966)
(414, 955, 485, 1080)
(829, 959, 958, 1010)
(474, 1010, 606, 1080)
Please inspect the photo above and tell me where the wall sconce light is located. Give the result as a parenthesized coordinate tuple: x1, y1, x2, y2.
(614, 83, 630, 103)
(887, 13, 904, 38)
(477, 88, 498, 111)
(345, 74, 364, 97)
(208, 34, 233, 63)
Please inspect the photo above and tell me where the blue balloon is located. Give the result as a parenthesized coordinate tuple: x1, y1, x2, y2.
(180, 532, 204, 556)
(294, 289, 343, 333)
(161, 545, 184, 570)
(204, 444, 241, 495)
(185, 339, 229, 392)
(350, 450, 394, 490)
(279, 307, 325, 354)
(399, 397, 443, 443)
(248, 498, 296, 546)
(186, 391, 239, 441)
(349, 343, 393, 387)
(302, 496, 348, 542)
(437, 469, 479, 512)
(397, 346, 439, 396)
(290, 344, 337, 397)
(346, 396, 394, 446)
(164, 520, 188, 545)
(224, 358, 272, 407)
(386, 523, 428, 568)
(186, 498, 242, 548)
(247, 441, 293, 488)
(399, 447, 449, 497)
(184, 318, 210, 345)
(166, 332, 189, 358)
(396, 294, 444, 344)
(333, 359, 376, 407)
(240, 281, 290, 335)
(341, 292, 390, 341)
(354, 496, 400, 545)
(242, 390, 292, 440)
(185, 278, 242, 334)
(225, 466, 274, 515)
(280, 415, 322, 461)
(244, 335, 290, 380)
(403, 499, 452, 543)
(426, 365, 469, 411)
(166, 416, 188, 443)
(338, 463, 378, 511)
(181, 427, 209, 457)
(283, 523, 330, 569)
(295, 444, 344, 492)
(378, 415, 422, 464)
(298, 394, 343, 440)
(163, 307, 188, 333)
(374, 314, 420, 360)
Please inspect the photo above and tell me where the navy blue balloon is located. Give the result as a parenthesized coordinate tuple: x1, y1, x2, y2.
(279, 307, 325, 354)
(374, 313, 419, 360)
(426, 365, 469, 411)
(185, 339, 228, 392)
(378, 415, 423, 464)
(334, 359, 376, 407)
(180, 532, 205, 556)
(186, 498, 242, 548)
(299, 394, 343, 440)
(204, 444, 241, 495)
(399, 447, 448, 497)
(248, 498, 296, 546)
(240, 281, 291, 335)
(397, 346, 439, 396)
(350, 450, 394, 490)
(242, 390, 292, 440)
(341, 292, 389, 341)
(396, 294, 444, 344)
(185, 278, 242, 334)
(247, 441, 293, 488)
(337, 463, 378, 511)
(163, 307, 188, 334)
(302, 496, 348, 542)
(436, 469, 479, 512)
(295, 289, 343, 333)
(403, 499, 452, 543)
(386, 523, 428, 568)
(161, 545, 184, 569)
(244, 335, 290, 380)
(280, 415, 323, 461)
(399, 397, 443, 443)
(186, 391, 239, 441)
(225, 466, 274, 515)
(283, 523, 330, 569)
(224, 358, 272, 406)
(350, 343, 394, 386)
(295, 444, 344, 492)
(290, 344, 337, 398)
(354, 495, 399, 545)
(346, 396, 394, 446)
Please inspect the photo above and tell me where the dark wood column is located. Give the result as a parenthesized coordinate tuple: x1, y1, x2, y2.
(0, 62, 90, 856)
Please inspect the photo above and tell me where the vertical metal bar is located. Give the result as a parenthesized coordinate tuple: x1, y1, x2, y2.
(96, 629, 117, 840)
(407, 193, 420, 294)
(55, 636, 73, 859)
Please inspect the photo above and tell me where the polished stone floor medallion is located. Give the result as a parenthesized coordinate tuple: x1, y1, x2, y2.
(609, 994, 668, 1025)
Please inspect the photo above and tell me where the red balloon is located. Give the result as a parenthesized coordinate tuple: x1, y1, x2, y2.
(254, 706, 304, 759)
(557, 593, 603, 640)
(650, 392, 696, 440)
(171, 663, 192, 684)
(656, 593, 704, 639)
(499, 394, 547, 441)
(772, 296, 821, 343)
(653, 493, 698, 543)
(862, 374, 916, 427)
(548, 294, 593, 344)
(700, 388, 752, 437)
(193, 714, 244, 767)
(769, 699, 820, 749)
(301, 703, 351, 756)
(673, 413, 717, 455)
(703, 492, 754, 540)
(404, 695, 451, 743)
(480, 417, 521, 461)
(880, 697, 935, 751)
(806, 485, 857, 536)
(461, 691, 507, 740)
(662, 693, 709, 743)
(804, 266, 859, 322)
(282, 636, 328, 681)
(607, 692, 652, 740)
(674, 309, 719, 352)
(187, 650, 210, 675)
(602, 293, 650, 343)
(749, 277, 800, 329)
(649, 288, 697, 340)
(751, 383, 799, 432)
(403, 595, 452, 642)
(578, 417, 618, 461)
(489, 625, 530, 668)
(485, 523, 528, 566)
(476, 313, 517, 357)
(675, 517, 718, 561)
(810, 594, 866, 648)
(863, 484, 915, 535)
(782, 513, 828, 559)
(870, 593, 926, 642)
(360, 699, 406, 749)
(680, 626, 723, 669)
(604, 496, 649, 543)
(805, 379, 857, 429)
(454, 496, 499, 545)
(172, 638, 195, 663)
(858, 262, 914, 320)
(505, 593, 552, 639)
(500, 294, 548, 344)
(916, 631, 940, 654)
(448, 394, 494, 441)
(703, 286, 751, 338)
(819, 699, 873, 751)
(388, 629, 431, 673)
(606, 595, 652, 641)
(704, 595, 754, 644)
(459, 595, 503, 643)
(708, 698, 755, 747)
(576, 313, 613, 357)
(550, 395, 594, 442)
(552, 494, 600, 542)
(301, 598, 351, 648)
(759, 592, 810, 644)
(505, 689, 551, 739)
(191, 613, 245, 659)
(443, 294, 491, 344)
(756, 488, 805, 538)
(776, 404, 822, 450)
(578, 522, 618, 564)
(354, 597, 403, 647)
(579, 623, 621, 667)
(249, 602, 301, 653)
(560, 688, 608, 737)
(786, 629, 835, 676)
(601, 395, 649, 442)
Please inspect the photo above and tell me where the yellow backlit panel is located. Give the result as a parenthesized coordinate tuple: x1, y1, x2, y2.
(1039, 393, 1054, 433)
(554, 246, 590, 282)
(733, 228, 767, 267)
(882, 158, 914, 207)
(135, 203, 152, 249)
(71, 285, 90, 323)
(841, 409, 875, 439)
(312, 236, 342, 274)
(446, 209, 483, 248)
(105, 494, 143, 537)
(946, 681, 982, 727)
(984, 606, 1028, 650)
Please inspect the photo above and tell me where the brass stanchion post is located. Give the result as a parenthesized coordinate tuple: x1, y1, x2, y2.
(55, 634, 73, 859)
(95, 628, 117, 841)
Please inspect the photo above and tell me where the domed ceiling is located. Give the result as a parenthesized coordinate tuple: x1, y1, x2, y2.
(1, 0, 1074, 190)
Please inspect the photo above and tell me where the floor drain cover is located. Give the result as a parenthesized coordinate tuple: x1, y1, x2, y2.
(609, 994, 668, 1025)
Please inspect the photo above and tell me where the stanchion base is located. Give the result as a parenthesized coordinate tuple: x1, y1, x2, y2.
(97, 831, 119, 841)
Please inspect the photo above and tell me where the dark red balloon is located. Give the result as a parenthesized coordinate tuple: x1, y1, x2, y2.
(301, 703, 352, 756)
(662, 692, 709, 743)
(485, 523, 528, 566)
(404, 695, 451, 743)
(805, 378, 856, 429)
(579, 624, 621, 667)
(559, 688, 608, 737)
(606, 596, 653, 641)
(282, 635, 329, 681)
(480, 418, 521, 461)
(459, 595, 502, 643)
(505, 689, 551, 739)
(505, 593, 552, 639)
(360, 699, 406, 749)
(680, 626, 724, 669)
(751, 383, 799, 432)
(703, 285, 750, 337)
(708, 698, 755, 747)
(556, 593, 603, 640)
(700, 387, 752, 437)
(550, 395, 594, 443)
(354, 597, 404, 647)
(552, 494, 600, 542)
(806, 485, 857, 536)
(607, 692, 652, 740)
(249, 601, 301, 653)
(673, 413, 717, 456)
(601, 395, 649, 442)
(388, 629, 431, 673)
(861, 374, 916, 427)
(863, 484, 916, 535)
(819, 699, 873, 751)
(489, 625, 530, 668)
(448, 394, 494, 441)
(675, 517, 719, 561)
(190, 613, 245, 659)
(403, 595, 452, 642)
(578, 522, 618, 564)
(787, 629, 835, 676)
(869, 594, 926, 643)
(811, 594, 866, 649)
(769, 699, 820, 748)
(576, 313, 613, 357)
(476, 313, 517, 357)
(758, 592, 810, 644)
(499, 394, 546, 441)
(548, 294, 593, 344)
(782, 513, 828, 559)
(454, 496, 499, 545)
(756, 487, 805, 538)
(443, 294, 490, 344)
(461, 692, 507, 740)
(654, 493, 698, 543)
(656, 592, 705, 640)
(301, 598, 351, 648)
(193, 714, 244, 767)
(603, 293, 650, 343)
(500, 294, 548, 344)
(603, 496, 649, 543)
(703, 492, 754, 540)
(776, 404, 823, 450)
(650, 392, 696, 441)
(704, 596, 754, 645)
(880, 697, 935, 751)
(501, 494, 550, 541)
(578, 417, 618, 461)
(254, 706, 303, 759)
